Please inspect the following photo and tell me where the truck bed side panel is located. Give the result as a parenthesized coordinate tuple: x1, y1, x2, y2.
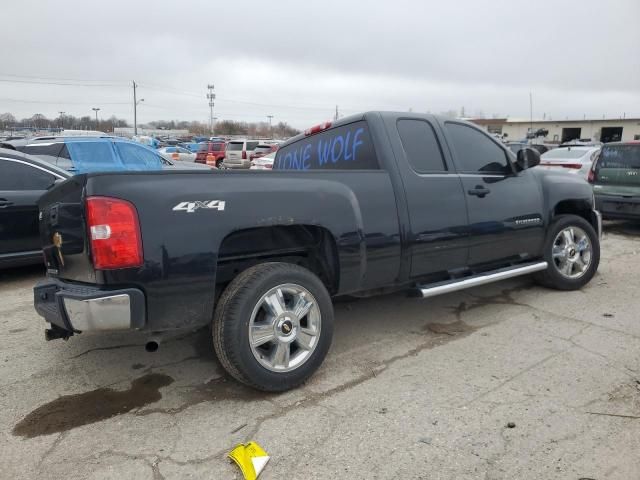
(74, 170, 399, 330)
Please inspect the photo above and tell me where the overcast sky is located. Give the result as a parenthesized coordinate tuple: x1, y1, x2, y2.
(1, 0, 639, 128)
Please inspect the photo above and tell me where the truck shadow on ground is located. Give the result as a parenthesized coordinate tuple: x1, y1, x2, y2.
(12, 280, 535, 439)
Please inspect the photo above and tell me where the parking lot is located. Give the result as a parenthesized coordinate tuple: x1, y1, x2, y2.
(0, 222, 638, 479)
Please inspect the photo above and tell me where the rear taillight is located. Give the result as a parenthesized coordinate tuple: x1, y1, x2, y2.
(86, 196, 143, 270)
(588, 168, 596, 183)
(541, 162, 582, 169)
(242, 150, 247, 160)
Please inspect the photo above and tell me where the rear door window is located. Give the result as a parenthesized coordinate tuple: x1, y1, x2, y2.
(66, 141, 118, 173)
(21, 142, 65, 166)
(397, 119, 447, 173)
(274, 121, 378, 170)
(0, 159, 55, 190)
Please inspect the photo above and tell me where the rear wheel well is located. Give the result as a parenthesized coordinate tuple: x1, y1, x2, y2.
(216, 225, 339, 297)
(553, 199, 597, 230)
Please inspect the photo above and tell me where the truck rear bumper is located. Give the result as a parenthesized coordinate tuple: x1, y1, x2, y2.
(34, 278, 145, 333)
(595, 194, 640, 220)
(224, 160, 251, 169)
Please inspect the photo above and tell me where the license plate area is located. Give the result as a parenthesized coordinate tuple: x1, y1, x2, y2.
(603, 201, 639, 214)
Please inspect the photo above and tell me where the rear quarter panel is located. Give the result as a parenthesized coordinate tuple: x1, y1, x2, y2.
(85, 170, 400, 330)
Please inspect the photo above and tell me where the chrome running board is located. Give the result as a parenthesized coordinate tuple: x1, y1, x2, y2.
(416, 261, 548, 299)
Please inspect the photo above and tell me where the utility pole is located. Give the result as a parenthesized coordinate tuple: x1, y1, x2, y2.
(58, 111, 65, 129)
(207, 84, 215, 136)
(267, 115, 274, 138)
(334, 105, 339, 121)
(92, 108, 100, 129)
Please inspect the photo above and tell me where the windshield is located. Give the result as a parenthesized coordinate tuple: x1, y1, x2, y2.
(542, 148, 592, 160)
(598, 145, 640, 169)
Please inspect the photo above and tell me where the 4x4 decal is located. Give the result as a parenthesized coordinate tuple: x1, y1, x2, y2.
(172, 200, 226, 213)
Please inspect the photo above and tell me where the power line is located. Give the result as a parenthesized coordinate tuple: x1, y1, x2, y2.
(0, 78, 123, 87)
(0, 73, 128, 84)
(0, 97, 129, 105)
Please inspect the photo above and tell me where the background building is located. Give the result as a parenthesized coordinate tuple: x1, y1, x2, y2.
(471, 117, 640, 143)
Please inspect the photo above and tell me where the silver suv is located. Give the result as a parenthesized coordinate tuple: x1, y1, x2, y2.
(224, 139, 260, 169)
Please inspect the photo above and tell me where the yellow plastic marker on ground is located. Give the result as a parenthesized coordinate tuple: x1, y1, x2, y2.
(228, 441, 270, 480)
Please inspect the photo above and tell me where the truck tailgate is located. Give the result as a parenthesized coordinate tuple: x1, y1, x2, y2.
(38, 175, 96, 283)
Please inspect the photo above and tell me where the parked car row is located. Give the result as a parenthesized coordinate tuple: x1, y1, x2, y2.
(0, 137, 212, 173)
(0, 137, 213, 268)
(192, 139, 279, 169)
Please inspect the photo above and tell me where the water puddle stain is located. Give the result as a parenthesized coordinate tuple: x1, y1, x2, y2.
(135, 376, 266, 416)
(12, 373, 173, 438)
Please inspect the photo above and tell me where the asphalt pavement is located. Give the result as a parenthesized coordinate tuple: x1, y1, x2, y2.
(1, 222, 639, 479)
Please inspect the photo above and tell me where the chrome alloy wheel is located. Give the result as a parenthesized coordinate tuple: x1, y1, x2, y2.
(552, 226, 592, 279)
(248, 283, 322, 372)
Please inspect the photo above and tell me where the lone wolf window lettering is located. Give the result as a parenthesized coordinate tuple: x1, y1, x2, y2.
(275, 121, 378, 170)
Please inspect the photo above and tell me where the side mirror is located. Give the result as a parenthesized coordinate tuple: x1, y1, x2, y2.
(516, 147, 541, 171)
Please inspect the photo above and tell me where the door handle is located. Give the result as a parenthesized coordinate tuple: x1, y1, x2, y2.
(0, 199, 13, 208)
(467, 186, 491, 198)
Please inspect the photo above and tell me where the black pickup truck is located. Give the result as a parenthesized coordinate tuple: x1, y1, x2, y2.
(34, 112, 602, 391)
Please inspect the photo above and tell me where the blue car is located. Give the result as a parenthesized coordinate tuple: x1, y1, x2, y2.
(1, 136, 211, 173)
(181, 142, 201, 153)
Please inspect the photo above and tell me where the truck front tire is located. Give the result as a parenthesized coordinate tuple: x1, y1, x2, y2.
(535, 214, 600, 290)
(212, 262, 334, 391)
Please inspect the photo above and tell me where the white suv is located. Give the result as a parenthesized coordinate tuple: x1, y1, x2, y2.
(224, 139, 260, 169)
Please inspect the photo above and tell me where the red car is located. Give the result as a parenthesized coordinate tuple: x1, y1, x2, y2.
(195, 141, 226, 168)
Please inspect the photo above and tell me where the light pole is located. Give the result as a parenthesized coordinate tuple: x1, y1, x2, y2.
(207, 84, 215, 135)
(134, 97, 144, 136)
(58, 111, 65, 130)
(132, 80, 144, 136)
(267, 115, 274, 138)
(92, 108, 100, 129)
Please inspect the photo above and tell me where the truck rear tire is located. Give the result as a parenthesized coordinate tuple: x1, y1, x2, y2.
(212, 262, 334, 391)
(535, 214, 600, 290)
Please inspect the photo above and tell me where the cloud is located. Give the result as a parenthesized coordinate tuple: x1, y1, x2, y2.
(1, 0, 638, 127)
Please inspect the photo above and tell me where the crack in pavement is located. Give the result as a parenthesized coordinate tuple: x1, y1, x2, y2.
(70, 343, 141, 359)
(241, 320, 485, 441)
